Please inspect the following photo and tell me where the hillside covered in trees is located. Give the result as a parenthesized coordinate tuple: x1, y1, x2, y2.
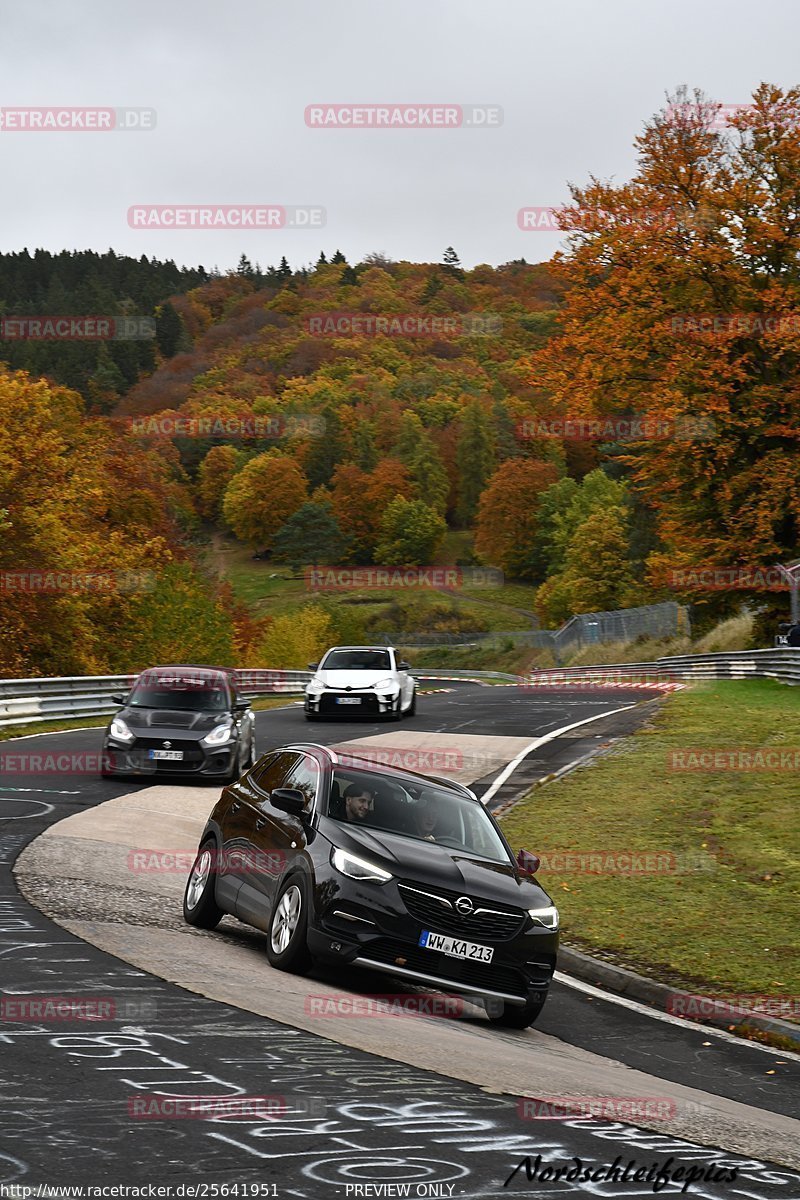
(3, 86, 800, 676)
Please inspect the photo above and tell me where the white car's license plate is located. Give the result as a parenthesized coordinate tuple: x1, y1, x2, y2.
(336, 697, 362, 705)
(418, 930, 493, 963)
(148, 749, 184, 761)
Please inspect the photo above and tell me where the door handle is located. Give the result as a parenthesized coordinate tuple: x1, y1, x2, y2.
(231, 801, 241, 813)
(255, 817, 266, 830)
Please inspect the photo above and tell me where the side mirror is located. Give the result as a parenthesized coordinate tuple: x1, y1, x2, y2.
(271, 787, 306, 816)
(110, 693, 127, 705)
(398, 661, 411, 671)
(308, 662, 319, 672)
(234, 699, 251, 711)
(516, 848, 541, 875)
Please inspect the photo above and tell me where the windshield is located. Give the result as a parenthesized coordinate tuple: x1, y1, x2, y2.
(321, 649, 392, 671)
(127, 672, 230, 712)
(326, 768, 511, 864)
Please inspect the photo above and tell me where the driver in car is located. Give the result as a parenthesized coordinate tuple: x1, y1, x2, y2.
(343, 783, 375, 823)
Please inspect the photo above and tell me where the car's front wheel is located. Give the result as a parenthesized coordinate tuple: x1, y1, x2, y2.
(183, 840, 223, 929)
(405, 688, 417, 717)
(266, 875, 312, 973)
(487, 991, 548, 1029)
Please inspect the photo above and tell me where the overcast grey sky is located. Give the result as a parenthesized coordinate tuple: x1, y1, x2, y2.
(1, 0, 798, 270)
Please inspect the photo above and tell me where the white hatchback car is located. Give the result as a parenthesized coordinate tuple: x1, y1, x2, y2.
(304, 646, 417, 720)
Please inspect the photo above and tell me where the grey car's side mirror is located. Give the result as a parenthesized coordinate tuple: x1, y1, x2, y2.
(110, 693, 126, 705)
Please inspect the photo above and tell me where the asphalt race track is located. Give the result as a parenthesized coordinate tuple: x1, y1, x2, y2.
(2, 683, 799, 1197)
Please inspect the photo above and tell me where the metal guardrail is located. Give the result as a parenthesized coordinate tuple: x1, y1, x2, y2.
(0, 667, 522, 729)
(526, 648, 800, 686)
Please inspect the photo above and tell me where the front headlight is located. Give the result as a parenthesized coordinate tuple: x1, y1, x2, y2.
(306, 679, 325, 694)
(528, 905, 559, 930)
(202, 722, 235, 746)
(109, 717, 134, 744)
(373, 677, 397, 692)
(331, 847, 393, 883)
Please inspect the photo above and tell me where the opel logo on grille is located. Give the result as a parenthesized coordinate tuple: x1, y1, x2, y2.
(455, 896, 474, 916)
(163, 740, 172, 749)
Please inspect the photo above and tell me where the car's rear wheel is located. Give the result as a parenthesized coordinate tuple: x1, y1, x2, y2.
(183, 840, 223, 929)
(266, 874, 312, 973)
(487, 991, 548, 1029)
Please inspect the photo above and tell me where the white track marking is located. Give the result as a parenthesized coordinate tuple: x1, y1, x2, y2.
(480, 703, 637, 803)
(555, 970, 800, 1062)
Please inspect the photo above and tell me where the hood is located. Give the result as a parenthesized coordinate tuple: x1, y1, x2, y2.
(315, 669, 394, 690)
(320, 818, 553, 908)
(118, 706, 231, 738)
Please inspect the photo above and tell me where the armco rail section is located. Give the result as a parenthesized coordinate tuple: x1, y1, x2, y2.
(529, 648, 800, 686)
(0, 667, 521, 730)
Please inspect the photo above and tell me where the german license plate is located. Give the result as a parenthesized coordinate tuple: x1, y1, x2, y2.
(148, 749, 184, 761)
(418, 930, 493, 963)
(336, 697, 362, 705)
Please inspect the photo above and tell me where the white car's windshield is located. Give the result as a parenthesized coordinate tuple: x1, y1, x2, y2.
(322, 649, 392, 671)
(327, 768, 511, 864)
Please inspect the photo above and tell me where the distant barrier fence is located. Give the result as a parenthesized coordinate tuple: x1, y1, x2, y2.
(530, 648, 800, 687)
(386, 602, 686, 660)
(0, 667, 521, 729)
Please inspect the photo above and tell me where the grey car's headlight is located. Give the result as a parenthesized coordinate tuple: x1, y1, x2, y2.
(109, 716, 135, 744)
(201, 722, 235, 746)
(528, 904, 559, 930)
(331, 847, 393, 883)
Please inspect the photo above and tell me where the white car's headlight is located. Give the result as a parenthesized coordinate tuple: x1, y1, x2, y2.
(307, 679, 325, 694)
(202, 722, 235, 746)
(331, 847, 393, 883)
(109, 717, 135, 744)
(373, 677, 397, 691)
(528, 904, 559, 930)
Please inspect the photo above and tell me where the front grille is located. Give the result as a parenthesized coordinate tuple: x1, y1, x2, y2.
(366, 937, 528, 998)
(319, 693, 380, 715)
(398, 882, 525, 941)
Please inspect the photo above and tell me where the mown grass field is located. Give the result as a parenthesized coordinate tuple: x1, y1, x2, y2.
(499, 679, 800, 999)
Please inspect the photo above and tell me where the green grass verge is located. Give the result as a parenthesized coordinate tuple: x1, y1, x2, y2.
(498, 679, 800, 1000)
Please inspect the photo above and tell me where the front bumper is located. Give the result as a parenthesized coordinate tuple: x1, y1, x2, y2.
(307, 869, 557, 1006)
(305, 689, 401, 717)
(102, 738, 239, 777)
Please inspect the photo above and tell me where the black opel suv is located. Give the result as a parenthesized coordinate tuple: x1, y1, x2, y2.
(102, 665, 256, 781)
(183, 742, 558, 1027)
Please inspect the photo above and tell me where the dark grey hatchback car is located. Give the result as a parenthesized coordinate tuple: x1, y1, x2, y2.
(102, 665, 256, 781)
(183, 742, 559, 1027)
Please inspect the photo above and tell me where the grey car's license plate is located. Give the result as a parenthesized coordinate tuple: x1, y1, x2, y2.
(148, 749, 184, 760)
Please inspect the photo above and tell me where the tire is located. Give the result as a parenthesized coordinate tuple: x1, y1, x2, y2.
(224, 746, 242, 785)
(183, 840, 223, 929)
(266, 874, 312, 973)
(487, 991, 548, 1029)
(405, 688, 417, 718)
(304, 711, 317, 721)
(247, 736, 257, 768)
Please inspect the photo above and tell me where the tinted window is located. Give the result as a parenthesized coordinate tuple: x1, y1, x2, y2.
(128, 671, 230, 711)
(281, 755, 320, 813)
(250, 751, 300, 794)
(327, 768, 511, 864)
(322, 649, 391, 671)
